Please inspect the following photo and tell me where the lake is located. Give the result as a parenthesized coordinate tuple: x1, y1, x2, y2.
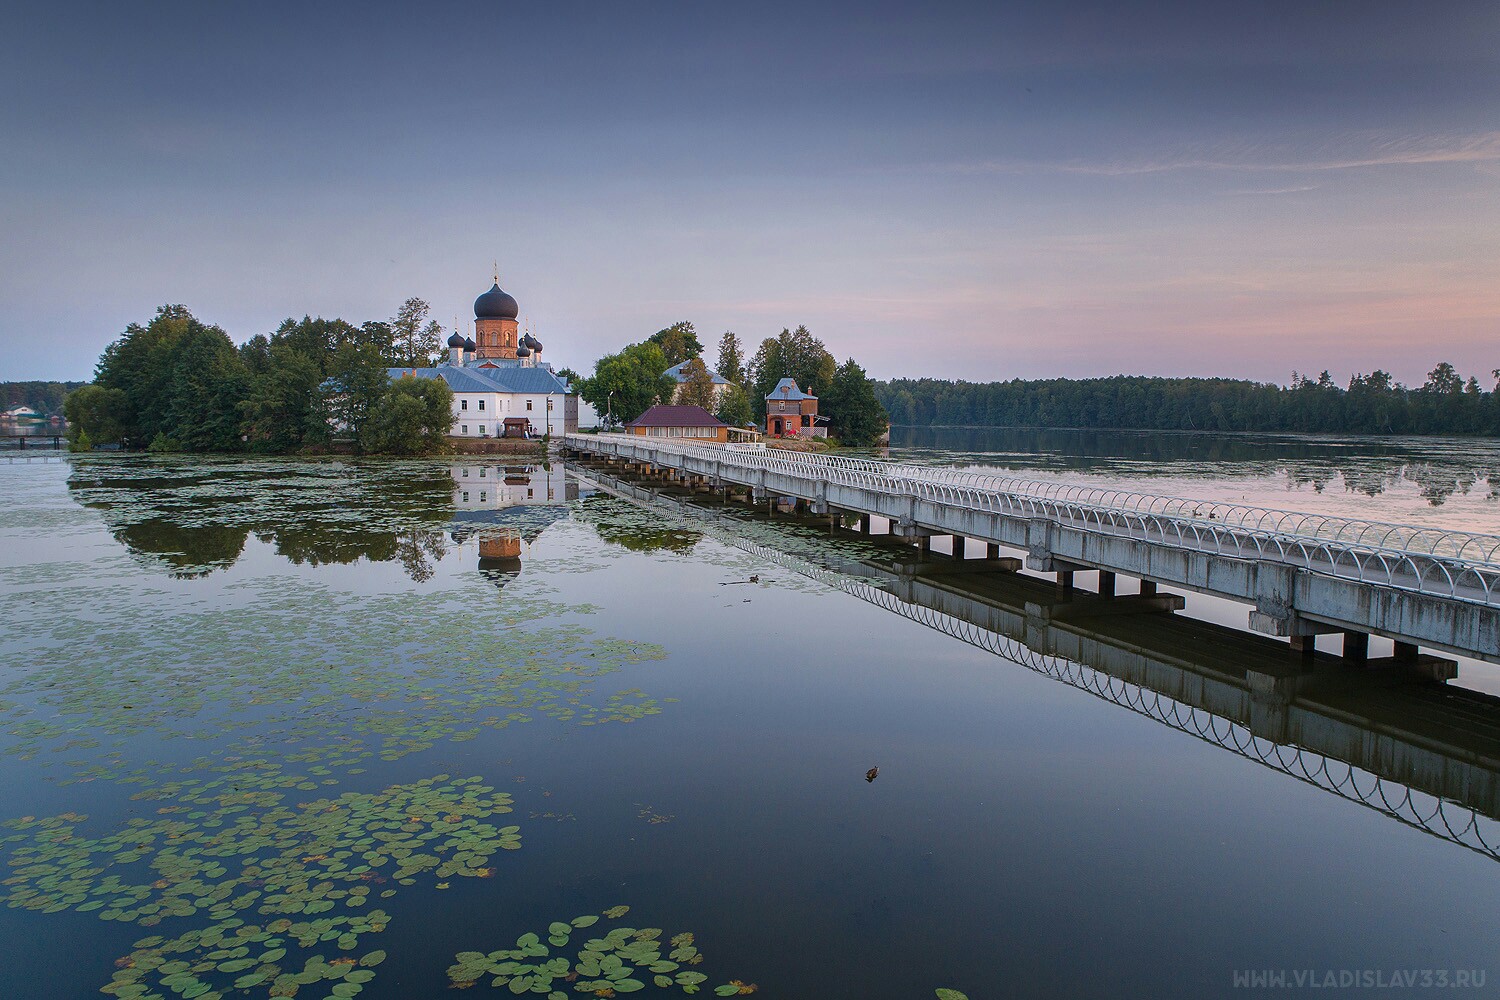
(2, 428, 1498, 999)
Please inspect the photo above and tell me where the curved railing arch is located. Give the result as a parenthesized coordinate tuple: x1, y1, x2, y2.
(564, 435, 1500, 607)
(575, 465, 1500, 865)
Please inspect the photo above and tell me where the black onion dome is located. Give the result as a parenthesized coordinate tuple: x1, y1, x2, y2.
(521, 333, 542, 352)
(447, 332, 465, 348)
(515, 344, 531, 358)
(474, 282, 519, 320)
(463, 336, 477, 351)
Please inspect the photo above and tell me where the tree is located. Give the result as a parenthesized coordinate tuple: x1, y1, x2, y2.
(715, 383, 754, 428)
(821, 358, 888, 446)
(715, 331, 746, 385)
(578, 342, 677, 425)
(360, 320, 396, 360)
(748, 325, 836, 421)
(1423, 362, 1463, 395)
(677, 358, 717, 410)
(361, 375, 454, 455)
(63, 384, 128, 445)
(647, 321, 703, 367)
(163, 325, 249, 451)
(390, 298, 439, 367)
(93, 304, 245, 447)
(323, 342, 391, 445)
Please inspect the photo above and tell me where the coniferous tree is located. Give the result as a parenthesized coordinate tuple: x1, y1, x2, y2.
(715, 331, 746, 385)
(821, 358, 888, 446)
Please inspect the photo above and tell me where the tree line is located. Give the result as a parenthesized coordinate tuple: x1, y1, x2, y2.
(876, 364, 1500, 436)
(64, 301, 455, 455)
(575, 321, 889, 446)
(2, 381, 85, 417)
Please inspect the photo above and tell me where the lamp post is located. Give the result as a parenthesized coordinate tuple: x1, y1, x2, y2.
(606, 390, 614, 430)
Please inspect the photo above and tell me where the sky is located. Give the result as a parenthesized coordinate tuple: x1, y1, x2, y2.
(2, 0, 1498, 386)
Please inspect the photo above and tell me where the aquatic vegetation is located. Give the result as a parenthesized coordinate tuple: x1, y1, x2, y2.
(2, 775, 516, 998)
(934, 990, 971, 999)
(0, 572, 669, 777)
(0, 458, 778, 999)
(445, 908, 750, 996)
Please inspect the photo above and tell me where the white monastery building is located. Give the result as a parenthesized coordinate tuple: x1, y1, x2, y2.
(387, 277, 578, 437)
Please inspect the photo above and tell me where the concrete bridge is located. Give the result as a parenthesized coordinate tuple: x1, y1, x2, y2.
(573, 460, 1500, 863)
(562, 433, 1500, 667)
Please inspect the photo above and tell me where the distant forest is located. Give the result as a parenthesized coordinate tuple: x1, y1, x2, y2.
(2, 380, 85, 416)
(875, 364, 1500, 437)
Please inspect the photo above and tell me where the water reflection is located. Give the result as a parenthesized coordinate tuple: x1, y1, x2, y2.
(887, 426, 1500, 509)
(68, 458, 582, 582)
(577, 462, 1500, 861)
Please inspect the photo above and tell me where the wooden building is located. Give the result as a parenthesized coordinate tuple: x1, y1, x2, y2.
(625, 404, 730, 442)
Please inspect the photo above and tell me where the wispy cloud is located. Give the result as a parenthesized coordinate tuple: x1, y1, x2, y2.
(1230, 185, 1320, 196)
(924, 131, 1500, 177)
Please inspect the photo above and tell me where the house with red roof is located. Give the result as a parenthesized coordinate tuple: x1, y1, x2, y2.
(624, 404, 730, 443)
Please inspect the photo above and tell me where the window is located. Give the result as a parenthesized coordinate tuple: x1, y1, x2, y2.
(527, 489, 534, 498)
(462, 467, 469, 477)
(546, 399, 553, 411)
(463, 492, 470, 502)
(479, 468, 486, 477)
(479, 425, 485, 435)
(461, 399, 468, 410)
(526, 400, 533, 411)
(802, 415, 811, 427)
(478, 399, 485, 411)
(479, 492, 487, 502)
(460, 425, 468, 434)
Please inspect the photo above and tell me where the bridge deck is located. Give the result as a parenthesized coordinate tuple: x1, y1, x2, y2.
(563, 434, 1500, 665)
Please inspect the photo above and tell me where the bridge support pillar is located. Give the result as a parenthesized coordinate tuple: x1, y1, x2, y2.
(1289, 634, 1316, 659)
(1343, 631, 1369, 662)
(986, 542, 1000, 560)
(1056, 570, 1074, 594)
(1140, 579, 1157, 596)
(858, 514, 871, 534)
(1394, 640, 1419, 661)
(1098, 570, 1116, 597)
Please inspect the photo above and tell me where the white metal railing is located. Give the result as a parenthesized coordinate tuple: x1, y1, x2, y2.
(563, 434, 1500, 607)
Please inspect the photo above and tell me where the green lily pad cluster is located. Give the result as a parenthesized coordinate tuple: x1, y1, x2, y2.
(1, 775, 514, 924)
(2, 776, 516, 998)
(103, 919, 387, 1000)
(0, 574, 668, 779)
(446, 907, 751, 996)
(0, 458, 784, 999)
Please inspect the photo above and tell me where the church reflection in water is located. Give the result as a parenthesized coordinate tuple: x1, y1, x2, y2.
(447, 462, 580, 592)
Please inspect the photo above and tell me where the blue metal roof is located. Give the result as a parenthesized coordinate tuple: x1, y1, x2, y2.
(386, 366, 571, 395)
(766, 377, 815, 400)
(664, 360, 731, 385)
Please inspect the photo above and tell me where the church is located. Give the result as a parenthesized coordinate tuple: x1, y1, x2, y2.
(387, 277, 578, 437)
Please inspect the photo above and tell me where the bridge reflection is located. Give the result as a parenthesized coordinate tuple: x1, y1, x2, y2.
(575, 463, 1500, 863)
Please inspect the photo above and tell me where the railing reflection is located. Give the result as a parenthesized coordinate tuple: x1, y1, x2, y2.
(574, 463, 1500, 864)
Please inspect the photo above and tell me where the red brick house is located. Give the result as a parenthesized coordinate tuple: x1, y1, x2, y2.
(764, 378, 825, 437)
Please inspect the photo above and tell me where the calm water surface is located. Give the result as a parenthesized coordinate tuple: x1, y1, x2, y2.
(3, 431, 1499, 999)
